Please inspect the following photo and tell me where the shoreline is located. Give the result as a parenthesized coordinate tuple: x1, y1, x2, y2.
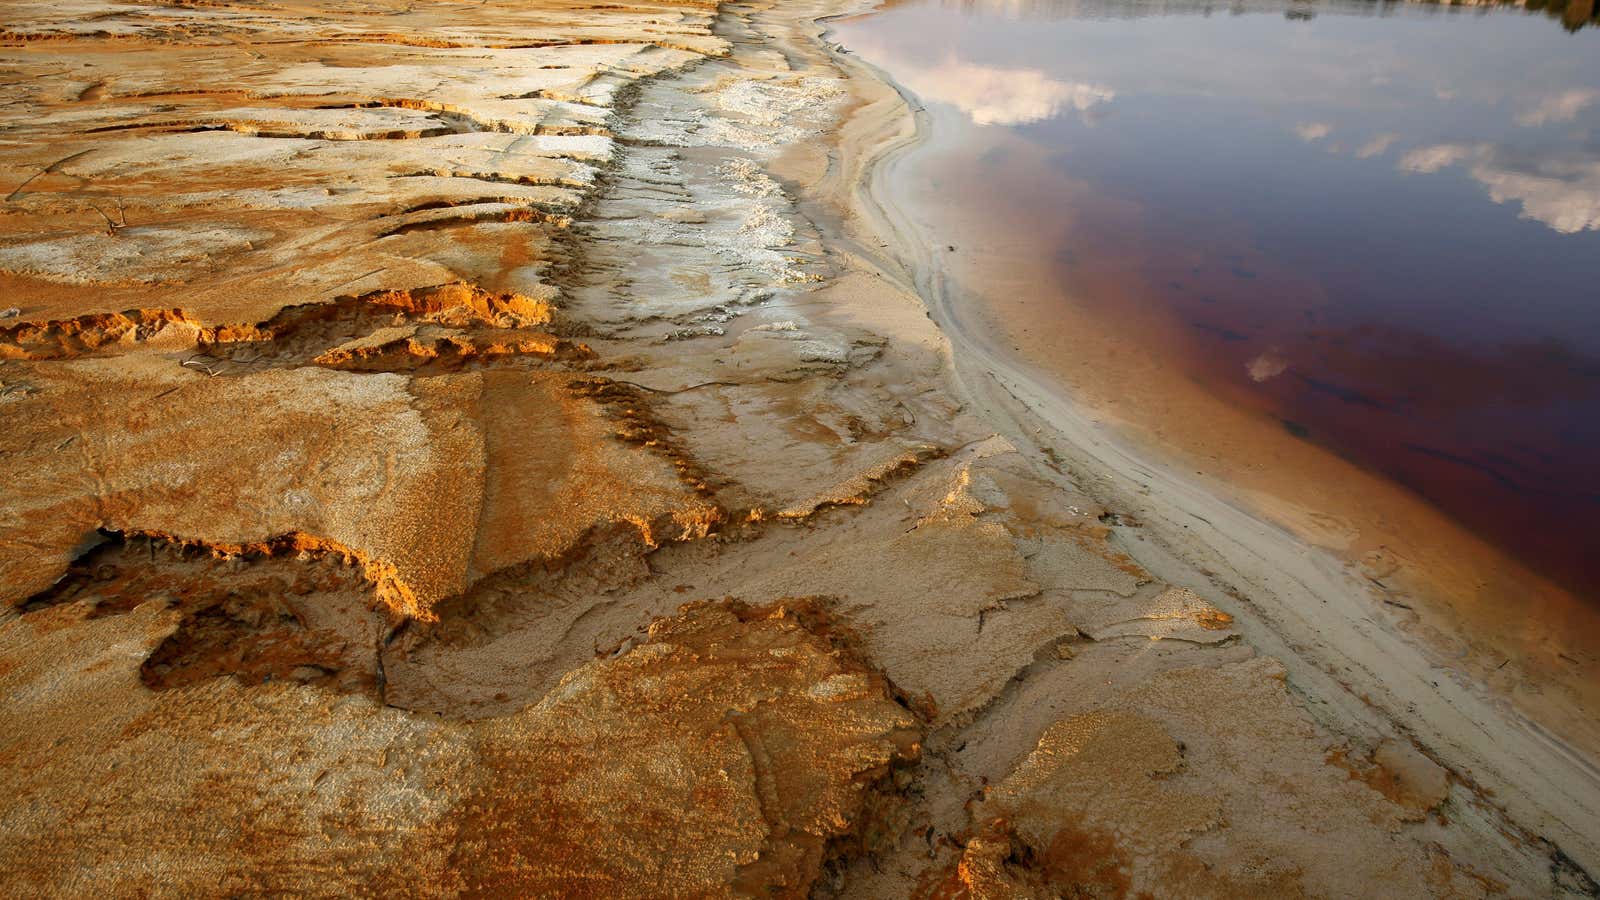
(835, 89, 1600, 686)
(812, 2, 1600, 873)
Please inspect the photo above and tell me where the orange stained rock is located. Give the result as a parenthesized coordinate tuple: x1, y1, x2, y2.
(0, 598, 920, 896)
(915, 829, 1051, 900)
(0, 0, 733, 626)
(0, 360, 722, 621)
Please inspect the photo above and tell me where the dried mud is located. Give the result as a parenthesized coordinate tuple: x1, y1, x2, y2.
(0, 0, 1594, 895)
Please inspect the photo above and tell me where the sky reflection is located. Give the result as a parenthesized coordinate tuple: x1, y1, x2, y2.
(838, 0, 1600, 598)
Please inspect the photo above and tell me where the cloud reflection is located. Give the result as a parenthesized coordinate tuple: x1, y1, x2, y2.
(1355, 133, 1398, 159)
(1398, 143, 1479, 174)
(876, 55, 1113, 126)
(1293, 122, 1332, 142)
(1514, 89, 1598, 127)
(1398, 142, 1600, 233)
(1474, 156, 1600, 234)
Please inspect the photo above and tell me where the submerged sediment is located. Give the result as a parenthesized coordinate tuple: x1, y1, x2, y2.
(0, 0, 1595, 895)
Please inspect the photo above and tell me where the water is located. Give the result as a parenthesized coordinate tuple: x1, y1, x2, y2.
(836, 0, 1600, 600)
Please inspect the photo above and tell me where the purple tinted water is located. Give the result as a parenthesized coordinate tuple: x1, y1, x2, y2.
(837, 0, 1600, 600)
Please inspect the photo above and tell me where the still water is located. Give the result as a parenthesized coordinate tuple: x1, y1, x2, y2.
(836, 0, 1600, 599)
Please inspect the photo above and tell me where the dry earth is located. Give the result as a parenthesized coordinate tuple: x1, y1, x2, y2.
(0, 0, 1595, 896)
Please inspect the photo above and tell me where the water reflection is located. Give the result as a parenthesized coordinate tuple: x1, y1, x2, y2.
(878, 58, 1113, 125)
(850, 2, 1600, 233)
(1397, 142, 1600, 233)
(1515, 87, 1597, 125)
(838, 0, 1600, 597)
(883, 0, 1598, 31)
